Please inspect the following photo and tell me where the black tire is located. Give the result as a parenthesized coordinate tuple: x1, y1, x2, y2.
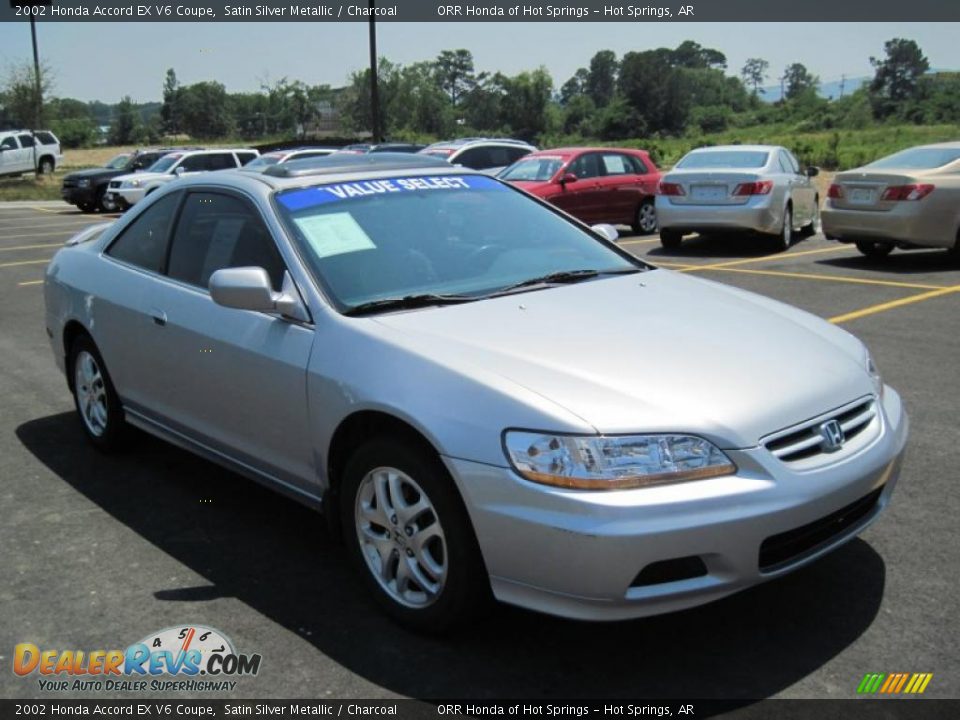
(38, 157, 55, 175)
(659, 229, 683, 249)
(631, 198, 658, 235)
(340, 436, 490, 633)
(775, 206, 793, 251)
(68, 334, 127, 452)
(77, 202, 96, 214)
(855, 240, 894, 259)
(96, 187, 117, 213)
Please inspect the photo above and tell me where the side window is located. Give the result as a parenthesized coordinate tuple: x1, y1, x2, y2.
(35, 132, 56, 145)
(106, 193, 180, 273)
(167, 193, 286, 291)
(780, 150, 799, 174)
(506, 147, 531, 164)
(455, 147, 491, 170)
(207, 153, 237, 170)
(18, 134, 35, 148)
(601, 154, 631, 176)
(235, 152, 258, 166)
(0, 136, 17, 151)
(627, 155, 649, 175)
(178, 154, 210, 172)
(487, 147, 510, 168)
(570, 153, 602, 179)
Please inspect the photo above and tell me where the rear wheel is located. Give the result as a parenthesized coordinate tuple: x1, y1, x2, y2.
(855, 240, 894, 259)
(68, 334, 128, 451)
(775, 206, 793, 251)
(38, 157, 54, 175)
(659, 229, 683, 250)
(340, 436, 490, 633)
(632, 199, 658, 235)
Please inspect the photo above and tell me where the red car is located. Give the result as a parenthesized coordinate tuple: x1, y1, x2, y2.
(499, 147, 662, 234)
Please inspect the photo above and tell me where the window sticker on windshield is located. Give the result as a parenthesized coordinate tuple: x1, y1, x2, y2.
(277, 174, 503, 211)
(294, 212, 377, 259)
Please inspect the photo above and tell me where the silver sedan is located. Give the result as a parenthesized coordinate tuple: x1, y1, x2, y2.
(44, 153, 907, 631)
(656, 144, 821, 251)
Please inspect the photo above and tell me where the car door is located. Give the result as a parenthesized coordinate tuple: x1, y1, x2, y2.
(17, 134, 36, 173)
(554, 152, 603, 222)
(780, 149, 815, 226)
(0, 135, 21, 174)
(137, 189, 316, 490)
(595, 152, 642, 223)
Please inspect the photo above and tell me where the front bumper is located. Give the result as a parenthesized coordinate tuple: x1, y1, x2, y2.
(822, 203, 954, 249)
(113, 186, 146, 206)
(61, 185, 97, 206)
(445, 388, 908, 621)
(656, 196, 781, 235)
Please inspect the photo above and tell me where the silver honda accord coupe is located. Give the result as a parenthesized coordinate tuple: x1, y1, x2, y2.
(656, 144, 821, 251)
(44, 153, 908, 631)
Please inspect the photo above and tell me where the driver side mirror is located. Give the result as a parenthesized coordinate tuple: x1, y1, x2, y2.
(174, 166, 186, 177)
(209, 267, 309, 322)
(591, 224, 619, 242)
(559, 172, 578, 186)
(805, 166, 820, 177)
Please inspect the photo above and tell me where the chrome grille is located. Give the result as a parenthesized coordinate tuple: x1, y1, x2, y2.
(109, 180, 121, 189)
(764, 399, 878, 464)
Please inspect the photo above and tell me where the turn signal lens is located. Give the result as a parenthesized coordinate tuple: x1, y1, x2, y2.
(880, 184, 934, 201)
(827, 183, 844, 199)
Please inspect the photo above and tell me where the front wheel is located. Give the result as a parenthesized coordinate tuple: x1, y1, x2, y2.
(632, 199, 658, 235)
(97, 187, 118, 213)
(340, 437, 490, 633)
(68, 334, 128, 451)
(855, 240, 894, 259)
(659, 229, 683, 250)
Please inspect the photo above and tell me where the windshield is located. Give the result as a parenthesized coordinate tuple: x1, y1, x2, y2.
(866, 147, 960, 170)
(500, 157, 563, 181)
(146, 155, 181, 173)
(105, 154, 131, 170)
(677, 150, 769, 169)
(275, 174, 640, 312)
(245, 155, 282, 168)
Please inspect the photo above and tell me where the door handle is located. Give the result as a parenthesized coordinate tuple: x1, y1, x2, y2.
(150, 308, 167, 327)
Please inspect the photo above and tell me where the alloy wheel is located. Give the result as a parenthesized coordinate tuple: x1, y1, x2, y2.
(74, 350, 109, 437)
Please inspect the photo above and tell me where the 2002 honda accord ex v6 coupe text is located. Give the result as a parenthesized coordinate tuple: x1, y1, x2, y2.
(44, 153, 908, 632)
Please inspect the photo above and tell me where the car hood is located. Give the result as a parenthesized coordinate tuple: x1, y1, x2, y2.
(371, 270, 872, 448)
(64, 167, 125, 181)
(507, 180, 551, 194)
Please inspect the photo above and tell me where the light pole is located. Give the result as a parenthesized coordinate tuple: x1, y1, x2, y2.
(29, 13, 42, 175)
(368, 0, 381, 144)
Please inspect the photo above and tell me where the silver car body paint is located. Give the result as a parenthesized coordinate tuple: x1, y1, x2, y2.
(44, 162, 908, 621)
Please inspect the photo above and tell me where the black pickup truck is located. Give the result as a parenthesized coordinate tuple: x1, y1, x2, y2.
(60, 148, 175, 213)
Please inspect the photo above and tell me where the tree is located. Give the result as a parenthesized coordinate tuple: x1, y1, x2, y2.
(559, 68, 589, 105)
(741, 58, 769, 95)
(870, 38, 929, 102)
(586, 50, 618, 107)
(672, 40, 726, 70)
(618, 49, 690, 135)
(176, 81, 234, 138)
(1, 61, 54, 128)
(160, 68, 181, 134)
(434, 49, 476, 107)
(497, 68, 553, 140)
(108, 96, 140, 145)
(783, 63, 818, 101)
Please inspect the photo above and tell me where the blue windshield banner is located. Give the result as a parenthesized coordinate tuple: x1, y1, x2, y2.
(277, 174, 504, 211)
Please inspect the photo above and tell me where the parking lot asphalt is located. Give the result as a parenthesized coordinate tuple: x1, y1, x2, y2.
(1, 205, 958, 707)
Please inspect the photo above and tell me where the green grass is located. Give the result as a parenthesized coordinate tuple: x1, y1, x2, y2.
(0, 174, 64, 202)
(620, 123, 960, 170)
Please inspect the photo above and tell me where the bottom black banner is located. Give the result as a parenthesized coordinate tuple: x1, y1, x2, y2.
(0, 700, 958, 720)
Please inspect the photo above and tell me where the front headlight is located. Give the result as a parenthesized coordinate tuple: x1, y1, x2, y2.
(865, 348, 884, 400)
(126, 179, 142, 188)
(504, 431, 736, 490)
(77, 178, 91, 188)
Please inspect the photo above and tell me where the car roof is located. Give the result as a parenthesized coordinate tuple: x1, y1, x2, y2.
(687, 145, 780, 153)
(425, 138, 535, 149)
(527, 147, 648, 157)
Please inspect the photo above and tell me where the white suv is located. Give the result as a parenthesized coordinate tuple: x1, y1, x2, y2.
(0, 130, 64, 176)
(418, 138, 536, 175)
(106, 148, 259, 209)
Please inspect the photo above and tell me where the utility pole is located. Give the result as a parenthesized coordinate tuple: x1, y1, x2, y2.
(30, 13, 42, 176)
(779, 75, 786, 103)
(839, 74, 846, 98)
(368, 0, 381, 144)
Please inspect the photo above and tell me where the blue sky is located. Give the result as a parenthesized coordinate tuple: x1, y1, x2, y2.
(0, 21, 956, 103)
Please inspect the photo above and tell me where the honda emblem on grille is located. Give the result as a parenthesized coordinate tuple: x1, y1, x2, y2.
(820, 419, 845, 452)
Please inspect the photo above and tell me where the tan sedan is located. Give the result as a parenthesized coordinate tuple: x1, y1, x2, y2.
(822, 142, 960, 258)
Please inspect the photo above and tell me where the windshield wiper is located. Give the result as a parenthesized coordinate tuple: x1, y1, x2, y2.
(494, 267, 641, 295)
(345, 293, 478, 316)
